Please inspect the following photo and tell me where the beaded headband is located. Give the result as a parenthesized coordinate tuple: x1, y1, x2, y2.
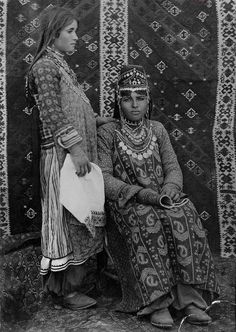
(117, 65, 149, 93)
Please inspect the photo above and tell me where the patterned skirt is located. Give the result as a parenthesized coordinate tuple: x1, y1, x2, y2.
(40, 147, 104, 275)
(106, 198, 220, 313)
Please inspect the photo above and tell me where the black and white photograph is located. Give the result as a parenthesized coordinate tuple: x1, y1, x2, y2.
(0, 0, 235, 331)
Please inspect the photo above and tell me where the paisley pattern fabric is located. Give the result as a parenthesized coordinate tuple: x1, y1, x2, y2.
(98, 120, 219, 312)
(28, 49, 104, 274)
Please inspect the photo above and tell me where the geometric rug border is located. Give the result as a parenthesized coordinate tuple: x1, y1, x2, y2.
(214, 0, 236, 257)
(99, 0, 128, 116)
(0, 0, 10, 236)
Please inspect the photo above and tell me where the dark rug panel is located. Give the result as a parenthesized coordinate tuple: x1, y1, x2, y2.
(6, 0, 100, 235)
(62, 0, 101, 114)
(6, 0, 56, 234)
(128, 0, 219, 252)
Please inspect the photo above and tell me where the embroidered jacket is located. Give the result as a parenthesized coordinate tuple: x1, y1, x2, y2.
(28, 48, 97, 164)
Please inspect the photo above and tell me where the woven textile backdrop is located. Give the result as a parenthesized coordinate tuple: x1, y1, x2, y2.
(1, 0, 235, 257)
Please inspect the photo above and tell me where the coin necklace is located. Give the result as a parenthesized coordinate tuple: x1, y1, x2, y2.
(117, 119, 157, 160)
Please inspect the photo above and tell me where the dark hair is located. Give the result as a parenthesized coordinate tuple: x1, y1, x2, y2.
(29, 6, 78, 70)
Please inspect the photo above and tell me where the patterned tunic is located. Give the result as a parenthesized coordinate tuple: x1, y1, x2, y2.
(97, 120, 219, 313)
(28, 48, 104, 274)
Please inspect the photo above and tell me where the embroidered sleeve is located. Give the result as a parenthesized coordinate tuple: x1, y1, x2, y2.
(97, 124, 141, 208)
(153, 122, 183, 191)
(136, 188, 160, 205)
(32, 59, 82, 148)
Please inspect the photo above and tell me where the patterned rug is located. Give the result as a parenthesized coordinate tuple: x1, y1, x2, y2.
(0, 0, 235, 258)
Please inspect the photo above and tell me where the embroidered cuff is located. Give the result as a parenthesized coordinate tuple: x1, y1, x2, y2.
(136, 188, 160, 205)
(56, 126, 82, 149)
(118, 184, 141, 208)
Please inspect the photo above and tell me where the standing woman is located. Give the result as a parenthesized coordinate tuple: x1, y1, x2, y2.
(26, 6, 108, 310)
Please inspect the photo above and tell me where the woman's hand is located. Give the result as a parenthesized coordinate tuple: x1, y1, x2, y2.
(161, 184, 180, 202)
(96, 116, 116, 127)
(68, 143, 91, 177)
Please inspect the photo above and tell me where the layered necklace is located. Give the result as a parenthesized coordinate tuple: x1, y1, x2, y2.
(116, 118, 157, 160)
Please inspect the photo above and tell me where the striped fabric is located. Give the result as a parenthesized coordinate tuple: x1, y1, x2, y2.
(57, 128, 82, 149)
(40, 254, 87, 275)
(40, 147, 86, 275)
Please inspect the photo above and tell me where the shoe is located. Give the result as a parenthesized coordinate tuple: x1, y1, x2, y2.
(184, 304, 212, 326)
(62, 292, 97, 310)
(150, 308, 174, 329)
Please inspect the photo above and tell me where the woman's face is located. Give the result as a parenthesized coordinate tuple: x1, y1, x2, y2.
(54, 19, 78, 54)
(120, 91, 148, 122)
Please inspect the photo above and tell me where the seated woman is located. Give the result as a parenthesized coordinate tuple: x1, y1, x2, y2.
(97, 65, 219, 329)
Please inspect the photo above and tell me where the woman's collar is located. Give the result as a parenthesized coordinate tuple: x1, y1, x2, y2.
(46, 46, 64, 59)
